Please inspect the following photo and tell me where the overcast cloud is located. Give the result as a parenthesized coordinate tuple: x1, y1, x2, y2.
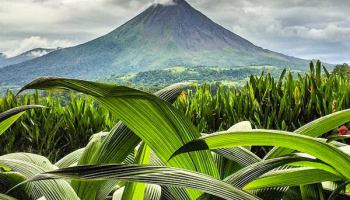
(0, 0, 349, 63)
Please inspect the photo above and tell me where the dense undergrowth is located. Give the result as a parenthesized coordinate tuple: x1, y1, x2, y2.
(176, 62, 350, 132)
(1, 61, 350, 161)
(1, 61, 350, 199)
(0, 91, 116, 161)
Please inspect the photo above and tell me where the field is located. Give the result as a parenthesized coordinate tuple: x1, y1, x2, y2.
(1, 61, 350, 199)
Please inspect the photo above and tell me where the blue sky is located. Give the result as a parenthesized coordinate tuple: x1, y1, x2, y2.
(1, 0, 349, 64)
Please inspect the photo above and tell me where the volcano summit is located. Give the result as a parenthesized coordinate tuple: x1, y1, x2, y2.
(0, 0, 309, 87)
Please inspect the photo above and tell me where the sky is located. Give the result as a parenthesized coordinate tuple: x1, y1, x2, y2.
(0, 0, 349, 64)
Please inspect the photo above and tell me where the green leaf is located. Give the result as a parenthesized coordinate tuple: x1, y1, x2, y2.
(244, 168, 341, 190)
(55, 148, 84, 168)
(144, 184, 161, 200)
(1, 153, 54, 170)
(326, 135, 350, 143)
(224, 156, 314, 188)
(0, 193, 18, 200)
(70, 82, 195, 200)
(0, 105, 46, 135)
(71, 132, 113, 199)
(0, 153, 79, 200)
(122, 143, 152, 200)
(19, 78, 219, 199)
(0, 172, 29, 199)
(113, 187, 125, 200)
(171, 130, 350, 179)
(0, 165, 11, 171)
(211, 121, 260, 166)
(214, 147, 260, 167)
(327, 181, 350, 200)
(29, 164, 260, 200)
(323, 65, 330, 78)
(300, 184, 325, 200)
(199, 156, 315, 200)
(266, 109, 350, 159)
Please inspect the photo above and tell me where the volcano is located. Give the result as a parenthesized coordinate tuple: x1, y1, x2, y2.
(0, 0, 308, 87)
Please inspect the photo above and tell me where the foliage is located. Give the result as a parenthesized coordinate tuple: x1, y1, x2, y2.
(107, 66, 285, 87)
(1, 61, 350, 161)
(0, 74, 348, 199)
(0, 91, 117, 162)
(175, 61, 350, 133)
(333, 63, 350, 79)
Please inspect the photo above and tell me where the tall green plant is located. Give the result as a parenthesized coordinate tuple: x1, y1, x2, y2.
(0, 76, 347, 200)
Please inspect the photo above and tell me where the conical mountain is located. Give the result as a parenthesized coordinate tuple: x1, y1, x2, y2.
(0, 0, 308, 87)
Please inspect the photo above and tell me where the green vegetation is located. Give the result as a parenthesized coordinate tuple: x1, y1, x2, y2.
(1, 71, 350, 199)
(333, 63, 350, 79)
(2, 61, 350, 199)
(0, 61, 348, 161)
(176, 61, 350, 133)
(107, 65, 288, 87)
(0, 91, 116, 161)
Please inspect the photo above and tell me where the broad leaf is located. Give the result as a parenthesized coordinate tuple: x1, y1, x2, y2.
(171, 130, 350, 179)
(122, 143, 151, 200)
(0, 172, 29, 199)
(70, 82, 195, 199)
(244, 168, 341, 190)
(266, 109, 350, 159)
(214, 147, 260, 167)
(225, 156, 315, 188)
(55, 148, 84, 168)
(19, 78, 219, 199)
(0, 153, 79, 200)
(29, 164, 260, 200)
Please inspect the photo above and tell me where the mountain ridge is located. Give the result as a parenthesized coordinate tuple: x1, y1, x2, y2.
(0, 0, 309, 88)
(0, 48, 58, 68)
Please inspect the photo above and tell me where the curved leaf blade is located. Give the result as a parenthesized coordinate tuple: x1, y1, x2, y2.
(29, 164, 260, 200)
(70, 82, 196, 199)
(0, 153, 79, 200)
(171, 130, 350, 179)
(214, 147, 261, 167)
(122, 143, 151, 200)
(19, 77, 219, 199)
(224, 156, 314, 188)
(0, 193, 18, 200)
(266, 109, 350, 159)
(244, 168, 341, 190)
(55, 148, 84, 168)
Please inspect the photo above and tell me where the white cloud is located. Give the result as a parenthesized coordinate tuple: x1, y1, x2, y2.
(153, 0, 177, 6)
(30, 49, 52, 57)
(302, 25, 350, 41)
(3, 36, 73, 57)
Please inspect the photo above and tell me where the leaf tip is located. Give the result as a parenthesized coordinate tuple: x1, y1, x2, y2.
(168, 139, 209, 162)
